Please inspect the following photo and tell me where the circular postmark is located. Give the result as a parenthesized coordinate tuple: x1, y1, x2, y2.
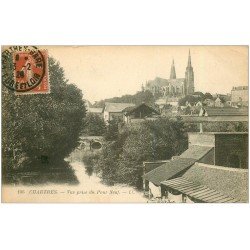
(2, 46, 46, 92)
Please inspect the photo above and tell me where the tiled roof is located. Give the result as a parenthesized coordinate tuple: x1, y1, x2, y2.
(123, 103, 160, 115)
(161, 177, 238, 203)
(104, 102, 135, 113)
(182, 163, 248, 202)
(143, 161, 170, 174)
(204, 107, 248, 116)
(179, 145, 213, 160)
(143, 158, 196, 186)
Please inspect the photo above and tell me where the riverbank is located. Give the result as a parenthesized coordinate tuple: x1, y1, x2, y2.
(2, 157, 147, 203)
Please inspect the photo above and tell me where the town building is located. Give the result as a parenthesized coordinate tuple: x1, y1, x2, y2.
(145, 50, 194, 97)
(122, 103, 160, 124)
(214, 97, 224, 107)
(102, 102, 135, 123)
(142, 132, 248, 202)
(231, 86, 248, 107)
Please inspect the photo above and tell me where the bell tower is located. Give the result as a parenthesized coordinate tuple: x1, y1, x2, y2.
(185, 50, 194, 95)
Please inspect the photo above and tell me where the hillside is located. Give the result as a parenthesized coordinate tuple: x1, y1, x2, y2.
(92, 90, 158, 108)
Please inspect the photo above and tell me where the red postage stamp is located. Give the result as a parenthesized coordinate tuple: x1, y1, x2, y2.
(2, 46, 50, 94)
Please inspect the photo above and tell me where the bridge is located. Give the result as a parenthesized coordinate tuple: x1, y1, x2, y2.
(78, 136, 104, 151)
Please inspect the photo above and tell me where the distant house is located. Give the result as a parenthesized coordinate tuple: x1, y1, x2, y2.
(231, 86, 248, 107)
(88, 107, 103, 118)
(143, 131, 248, 202)
(102, 102, 135, 123)
(214, 97, 224, 107)
(123, 103, 160, 124)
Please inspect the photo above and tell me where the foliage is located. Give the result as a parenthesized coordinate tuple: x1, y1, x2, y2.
(83, 113, 106, 136)
(178, 95, 201, 106)
(92, 90, 155, 108)
(2, 57, 86, 172)
(104, 119, 120, 141)
(92, 117, 188, 188)
(204, 92, 213, 100)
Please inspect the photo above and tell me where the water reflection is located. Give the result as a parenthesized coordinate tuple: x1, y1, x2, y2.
(2, 149, 147, 202)
(2, 161, 79, 185)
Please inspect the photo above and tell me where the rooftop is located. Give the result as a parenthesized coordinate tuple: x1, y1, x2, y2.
(123, 103, 160, 116)
(104, 102, 135, 113)
(203, 107, 248, 116)
(232, 86, 248, 91)
(182, 163, 248, 202)
(179, 145, 213, 160)
(143, 158, 196, 186)
(143, 160, 170, 174)
(161, 177, 238, 203)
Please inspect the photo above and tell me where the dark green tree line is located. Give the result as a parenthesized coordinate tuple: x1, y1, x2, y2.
(2, 58, 86, 173)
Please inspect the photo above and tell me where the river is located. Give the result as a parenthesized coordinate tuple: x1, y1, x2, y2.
(2, 150, 147, 203)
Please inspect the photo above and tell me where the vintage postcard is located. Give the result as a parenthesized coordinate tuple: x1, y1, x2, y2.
(1, 45, 248, 203)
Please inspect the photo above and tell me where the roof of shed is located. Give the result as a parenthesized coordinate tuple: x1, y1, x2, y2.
(182, 163, 249, 202)
(179, 145, 213, 160)
(123, 103, 160, 115)
(143, 158, 196, 186)
(161, 177, 238, 203)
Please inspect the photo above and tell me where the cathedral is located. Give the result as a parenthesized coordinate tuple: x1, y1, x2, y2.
(145, 50, 194, 97)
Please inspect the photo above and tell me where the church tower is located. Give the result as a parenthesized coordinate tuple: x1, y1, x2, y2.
(185, 50, 194, 95)
(170, 59, 176, 79)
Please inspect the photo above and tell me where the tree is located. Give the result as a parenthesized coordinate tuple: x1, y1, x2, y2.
(104, 119, 120, 141)
(93, 117, 188, 188)
(117, 118, 188, 187)
(2, 57, 86, 172)
(179, 95, 198, 106)
(204, 92, 213, 100)
(84, 113, 106, 136)
(92, 90, 155, 108)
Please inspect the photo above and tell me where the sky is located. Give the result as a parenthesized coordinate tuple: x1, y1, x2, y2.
(44, 46, 248, 103)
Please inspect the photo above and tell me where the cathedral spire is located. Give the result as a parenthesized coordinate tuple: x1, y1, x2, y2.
(170, 59, 176, 79)
(187, 49, 192, 67)
(185, 50, 194, 95)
